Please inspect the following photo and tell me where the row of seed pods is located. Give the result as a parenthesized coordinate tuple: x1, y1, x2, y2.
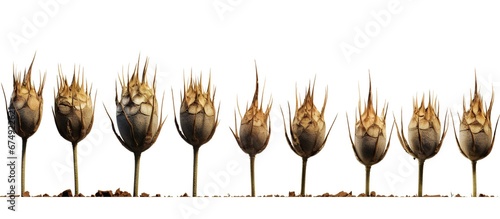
(2, 55, 498, 197)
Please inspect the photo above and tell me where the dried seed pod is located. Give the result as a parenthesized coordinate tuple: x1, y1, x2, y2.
(231, 63, 272, 157)
(452, 73, 499, 197)
(231, 62, 272, 196)
(347, 74, 393, 196)
(395, 93, 448, 196)
(173, 72, 220, 197)
(104, 57, 166, 197)
(53, 65, 96, 195)
(1, 54, 46, 195)
(281, 78, 335, 196)
(174, 72, 219, 148)
(4, 55, 46, 139)
(53, 66, 95, 144)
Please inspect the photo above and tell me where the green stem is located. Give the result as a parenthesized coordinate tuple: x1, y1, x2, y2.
(73, 142, 79, 196)
(418, 159, 424, 197)
(21, 137, 27, 196)
(250, 155, 256, 197)
(365, 165, 371, 197)
(472, 160, 477, 197)
(193, 147, 199, 197)
(300, 157, 308, 197)
(133, 152, 141, 197)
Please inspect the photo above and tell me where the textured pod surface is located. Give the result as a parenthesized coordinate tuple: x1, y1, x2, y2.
(6, 55, 46, 139)
(231, 65, 272, 157)
(53, 66, 94, 144)
(349, 76, 391, 166)
(282, 79, 334, 159)
(177, 73, 218, 148)
(106, 57, 164, 154)
(455, 75, 497, 161)
(407, 95, 443, 159)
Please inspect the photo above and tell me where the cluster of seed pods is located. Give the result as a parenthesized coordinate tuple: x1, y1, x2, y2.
(2, 55, 498, 197)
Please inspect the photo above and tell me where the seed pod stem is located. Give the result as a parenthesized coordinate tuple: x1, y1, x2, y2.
(72, 142, 79, 196)
(300, 157, 308, 197)
(472, 160, 477, 197)
(21, 137, 27, 195)
(192, 147, 199, 197)
(250, 155, 256, 197)
(133, 152, 141, 197)
(418, 159, 424, 197)
(365, 165, 371, 197)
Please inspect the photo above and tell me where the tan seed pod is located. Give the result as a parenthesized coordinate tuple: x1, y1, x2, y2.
(105, 57, 166, 154)
(174, 72, 219, 148)
(3, 55, 46, 139)
(282, 79, 335, 159)
(53, 66, 95, 144)
(453, 74, 499, 162)
(396, 93, 448, 161)
(347, 75, 393, 167)
(231, 63, 272, 157)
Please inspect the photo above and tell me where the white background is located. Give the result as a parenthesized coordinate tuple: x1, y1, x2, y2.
(1, 0, 499, 217)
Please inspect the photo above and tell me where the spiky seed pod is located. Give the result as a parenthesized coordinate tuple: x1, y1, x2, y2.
(281, 78, 335, 196)
(106, 57, 165, 154)
(395, 93, 448, 197)
(282, 81, 334, 159)
(347, 74, 393, 196)
(53, 66, 95, 144)
(104, 57, 166, 197)
(453, 75, 498, 162)
(231, 64, 272, 157)
(452, 73, 499, 197)
(173, 72, 219, 197)
(231, 62, 272, 196)
(1, 54, 46, 196)
(174, 72, 219, 148)
(396, 93, 448, 161)
(4, 55, 46, 139)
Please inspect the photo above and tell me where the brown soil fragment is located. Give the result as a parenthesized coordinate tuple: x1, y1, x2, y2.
(140, 193, 149, 197)
(288, 191, 296, 197)
(58, 189, 73, 197)
(22, 191, 30, 197)
(181, 193, 189, 197)
(155, 194, 161, 197)
(114, 188, 131, 197)
(95, 190, 113, 197)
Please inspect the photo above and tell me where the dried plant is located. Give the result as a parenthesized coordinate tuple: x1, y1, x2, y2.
(173, 72, 219, 197)
(452, 73, 499, 197)
(347, 74, 393, 196)
(231, 62, 272, 197)
(395, 93, 448, 197)
(104, 57, 166, 197)
(53, 66, 96, 195)
(2, 54, 46, 195)
(281, 78, 335, 196)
